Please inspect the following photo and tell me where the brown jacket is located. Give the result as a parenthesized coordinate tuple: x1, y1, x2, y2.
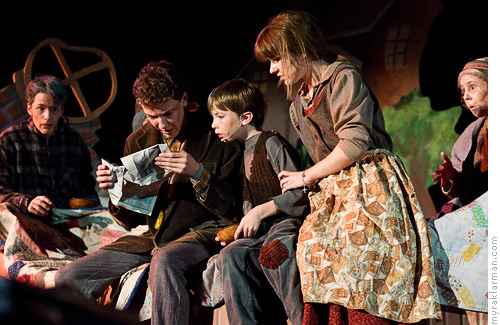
(102, 108, 242, 255)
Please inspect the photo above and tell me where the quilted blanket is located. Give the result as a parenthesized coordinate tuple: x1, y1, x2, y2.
(0, 203, 146, 289)
(0, 202, 223, 322)
(428, 192, 488, 312)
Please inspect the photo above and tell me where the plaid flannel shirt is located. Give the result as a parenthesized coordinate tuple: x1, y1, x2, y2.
(0, 118, 99, 212)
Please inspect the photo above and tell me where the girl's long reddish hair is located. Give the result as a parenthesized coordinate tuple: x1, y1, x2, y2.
(254, 10, 328, 99)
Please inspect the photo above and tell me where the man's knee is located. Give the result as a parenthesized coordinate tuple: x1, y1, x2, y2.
(55, 264, 75, 286)
(150, 251, 177, 277)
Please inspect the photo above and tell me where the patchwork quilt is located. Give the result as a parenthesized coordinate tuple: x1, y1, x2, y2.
(0, 203, 146, 288)
(0, 202, 223, 321)
(428, 192, 488, 312)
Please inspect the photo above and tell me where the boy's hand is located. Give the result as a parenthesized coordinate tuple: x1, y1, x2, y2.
(234, 201, 280, 240)
(215, 236, 228, 247)
(234, 212, 262, 240)
(96, 164, 115, 192)
(155, 151, 200, 177)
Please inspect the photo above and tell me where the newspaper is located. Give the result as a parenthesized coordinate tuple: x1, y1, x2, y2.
(102, 144, 172, 215)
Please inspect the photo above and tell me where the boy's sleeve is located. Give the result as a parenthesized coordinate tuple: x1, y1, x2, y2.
(194, 140, 243, 222)
(190, 165, 210, 200)
(266, 136, 309, 217)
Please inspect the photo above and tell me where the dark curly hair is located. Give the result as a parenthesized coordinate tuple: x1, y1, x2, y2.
(132, 61, 186, 106)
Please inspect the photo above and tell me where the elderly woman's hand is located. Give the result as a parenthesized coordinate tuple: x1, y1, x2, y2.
(431, 151, 458, 194)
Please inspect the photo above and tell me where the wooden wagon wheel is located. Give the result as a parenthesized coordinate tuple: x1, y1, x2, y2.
(20, 37, 117, 124)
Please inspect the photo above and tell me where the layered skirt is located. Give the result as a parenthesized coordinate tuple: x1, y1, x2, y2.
(297, 149, 441, 323)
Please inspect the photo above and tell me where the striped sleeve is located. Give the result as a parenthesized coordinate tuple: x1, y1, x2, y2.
(330, 68, 374, 161)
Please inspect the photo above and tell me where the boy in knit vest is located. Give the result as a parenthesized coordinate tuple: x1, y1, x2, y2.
(209, 79, 309, 325)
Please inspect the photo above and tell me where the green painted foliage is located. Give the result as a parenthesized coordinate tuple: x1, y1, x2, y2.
(383, 89, 461, 187)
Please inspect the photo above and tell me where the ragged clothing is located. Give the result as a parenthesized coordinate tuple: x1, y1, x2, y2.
(297, 150, 441, 323)
(218, 130, 309, 325)
(290, 61, 392, 163)
(0, 117, 98, 212)
(435, 117, 488, 216)
(291, 62, 441, 323)
(102, 107, 243, 256)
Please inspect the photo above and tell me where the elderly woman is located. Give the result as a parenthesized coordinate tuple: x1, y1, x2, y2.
(431, 57, 488, 215)
(430, 58, 488, 325)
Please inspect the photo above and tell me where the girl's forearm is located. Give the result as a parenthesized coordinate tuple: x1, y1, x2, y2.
(304, 146, 354, 184)
(254, 200, 282, 220)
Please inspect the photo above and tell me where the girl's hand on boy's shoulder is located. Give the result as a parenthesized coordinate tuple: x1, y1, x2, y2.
(278, 170, 303, 193)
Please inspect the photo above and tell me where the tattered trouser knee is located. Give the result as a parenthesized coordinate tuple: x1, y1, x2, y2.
(217, 218, 304, 325)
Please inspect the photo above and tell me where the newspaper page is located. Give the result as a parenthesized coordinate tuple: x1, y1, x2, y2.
(102, 144, 172, 215)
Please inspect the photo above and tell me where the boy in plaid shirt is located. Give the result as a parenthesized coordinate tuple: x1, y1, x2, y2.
(0, 74, 99, 217)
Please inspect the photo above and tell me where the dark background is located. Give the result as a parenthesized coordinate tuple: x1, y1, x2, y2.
(0, 0, 322, 162)
(0, 0, 489, 163)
